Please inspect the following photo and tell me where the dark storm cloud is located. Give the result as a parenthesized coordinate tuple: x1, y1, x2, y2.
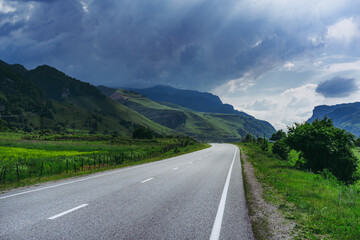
(316, 77, 358, 98)
(0, 0, 351, 90)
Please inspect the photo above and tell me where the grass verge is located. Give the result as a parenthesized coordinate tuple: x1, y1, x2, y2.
(237, 142, 360, 240)
(0, 132, 210, 191)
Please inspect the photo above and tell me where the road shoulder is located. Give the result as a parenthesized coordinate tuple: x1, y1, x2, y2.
(240, 148, 296, 240)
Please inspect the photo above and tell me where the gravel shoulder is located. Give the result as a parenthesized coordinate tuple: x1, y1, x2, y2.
(240, 148, 296, 240)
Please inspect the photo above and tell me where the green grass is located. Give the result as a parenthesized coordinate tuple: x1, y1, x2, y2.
(0, 146, 97, 160)
(0, 132, 209, 190)
(237, 142, 360, 240)
(0, 141, 210, 191)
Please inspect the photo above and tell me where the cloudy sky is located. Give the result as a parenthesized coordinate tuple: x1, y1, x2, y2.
(1, 0, 360, 129)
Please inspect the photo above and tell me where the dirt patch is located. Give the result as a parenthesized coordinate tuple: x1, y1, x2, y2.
(240, 148, 296, 240)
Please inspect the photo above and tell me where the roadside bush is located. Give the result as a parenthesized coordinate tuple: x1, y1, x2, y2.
(261, 138, 269, 151)
(243, 133, 255, 142)
(270, 130, 286, 141)
(272, 140, 289, 160)
(132, 126, 154, 139)
(355, 137, 360, 147)
(285, 117, 359, 184)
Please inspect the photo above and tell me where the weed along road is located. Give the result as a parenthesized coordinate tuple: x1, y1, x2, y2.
(0, 144, 254, 239)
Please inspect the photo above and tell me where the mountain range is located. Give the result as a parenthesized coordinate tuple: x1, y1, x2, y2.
(0, 59, 275, 141)
(98, 86, 276, 141)
(308, 102, 360, 137)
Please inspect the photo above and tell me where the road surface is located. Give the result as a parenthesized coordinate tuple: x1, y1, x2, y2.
(0, 143, 254, 239)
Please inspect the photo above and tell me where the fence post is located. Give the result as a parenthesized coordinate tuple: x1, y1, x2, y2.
(0, 166, 4, 183)
(40, 162, 44, 177)
(81, 158, 84, 171)
(3, 166, 6, 183)
(66, 159, 69, 174)
(16, 163, 20, 181)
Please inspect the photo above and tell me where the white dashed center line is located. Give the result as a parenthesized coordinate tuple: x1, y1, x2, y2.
(48, 204, 88, 220)
(141, 178, 154, 183)
(172, 167, 179, 171)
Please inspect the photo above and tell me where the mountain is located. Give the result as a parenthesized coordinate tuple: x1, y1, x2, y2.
(129, 85, 253, 118)
(308, 102, 360, 137)
(100, 88, 276, 142)
(0, 60, 172, 135)
(0, 60, 53, 131)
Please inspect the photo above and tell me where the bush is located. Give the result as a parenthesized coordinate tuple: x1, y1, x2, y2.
(355, 137, 360, 147)
(285, 118, 358, 183)
(270, 130, 286, 141)
(132, 126, 154, 139)
(243, 133, 255, 142)
(260, 137, 269, 152)
(272, 140, 289, 160)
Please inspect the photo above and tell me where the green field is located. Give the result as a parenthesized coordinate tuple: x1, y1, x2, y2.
(0, 132, 208, 190)
(238, 142, 360, 239)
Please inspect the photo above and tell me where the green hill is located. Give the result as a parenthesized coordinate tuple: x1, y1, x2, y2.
(308, 102, 360, 137)
(0, 60, 173, 136)
(0, 60, 53, 131)
(103, 89, 276, 142)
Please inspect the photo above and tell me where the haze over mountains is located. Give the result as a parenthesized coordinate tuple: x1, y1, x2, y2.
(1, 60, 275, 141)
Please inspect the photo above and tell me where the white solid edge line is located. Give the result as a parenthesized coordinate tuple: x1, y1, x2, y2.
(141, 178, 154, 183)
(0, 145, 213, 200)
(209, 147, 237, 240)
(48, 204, 88, 220)
(172, 167, 179, 170)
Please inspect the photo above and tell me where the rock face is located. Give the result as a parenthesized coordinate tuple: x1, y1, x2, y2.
(308, 102, 360, 137)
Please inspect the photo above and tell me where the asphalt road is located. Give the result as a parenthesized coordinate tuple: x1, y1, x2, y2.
(0, 143, 254, 240)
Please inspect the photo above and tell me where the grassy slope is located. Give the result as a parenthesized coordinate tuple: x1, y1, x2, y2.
(109, 89, 274, 141)
(238, 142, 360, 239)
(4, 64, 174, 136)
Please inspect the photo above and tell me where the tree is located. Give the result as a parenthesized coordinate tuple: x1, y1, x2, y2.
(243, 133, 255, 142)
(272, 139, 290, 160)
(260, 135, 269, 151)
(285, 117, 358, 183)
(355, 137, 360, 147)
(132, 126, 154, 139)
(270, 130, 286, 141)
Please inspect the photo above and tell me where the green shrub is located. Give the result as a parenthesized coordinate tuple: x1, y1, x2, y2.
(286, 117, 358, 183)
(132, 126, 154, 139)
(243, 133, 255, 142)
(270, 130, 286, 141)
(272, 140, 289, 160)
